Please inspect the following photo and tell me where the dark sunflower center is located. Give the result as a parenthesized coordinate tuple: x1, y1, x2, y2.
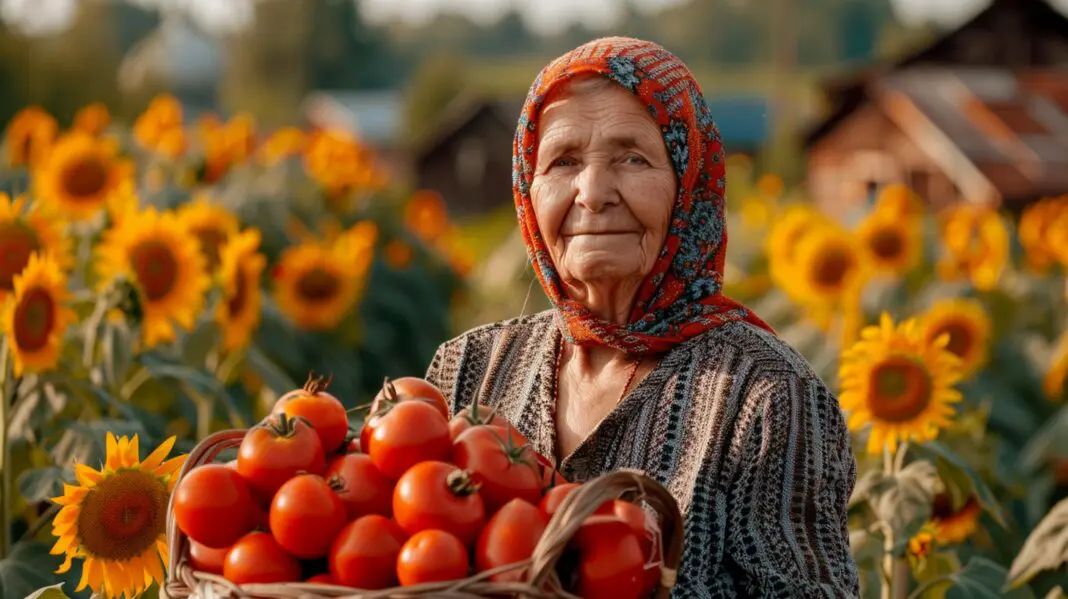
(296, 267, 340, 302)
(869, 227, 905, 260)
(0, 221, 40, 290)
(13, 286, 55, 352)
(130, 240, 178, 302)
(61, 157, 109, 199)
(811, 246, 854, 289)
(193, 227, 227, 270)
(228, 264, 249, 317)
(867, 355, 933, 422)
(933, 323, 972, 359)
(76, 469, 167, 560)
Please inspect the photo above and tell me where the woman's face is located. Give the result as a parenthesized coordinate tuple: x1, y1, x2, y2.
(530, 80, 677, 298)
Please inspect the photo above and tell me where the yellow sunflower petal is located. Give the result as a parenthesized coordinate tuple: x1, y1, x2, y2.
(76, 557, 95, 592)
(156, 454, 187, 478)
(124, 434, 140, 467)
(55, 551, 74, 574)
(145, 548, 166, 586)
(50, 533, 76, 556)
(106, 432, 120, 470)
(74, 463, 103, 487)
(141, 436, 176, 472)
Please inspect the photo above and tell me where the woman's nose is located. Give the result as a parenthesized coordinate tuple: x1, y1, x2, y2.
(574, 164, 619, 212)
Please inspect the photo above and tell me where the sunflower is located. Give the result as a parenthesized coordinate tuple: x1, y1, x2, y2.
(50, 433, 187, 599)
(839, 312, 964, 453)
(874, 183, 923, 219)
(5, 105, 58, 168)
(855, 210, 922, 276)
(738, 194, 777, 230)
(788, 225, 867, 306)
(73, 103, 111, 137)
(176, 195, 240, 271)
(0, 193, 70, 303)
(756, 173, 784, 198)
(919, 298, 991, 378)
(304, 129, 377, 201)
(216, 229, 266, 351)
(404, 189, 449, 243)
(1018, 197, 1064, 271)
(765, 204, 829, 292)
(273, 239, 363, 330)
(96, 207, 210, 348)
(34, 132, 131, 221)
(1, 253, 76, 376)
(133, 94, 183, 152)
(928, 494, 981, 544)
(907, 525, 937, 561)
(937, 204, 1009, 291)
(258, 126, 306, 165)
(1044, 332, 1068, 402)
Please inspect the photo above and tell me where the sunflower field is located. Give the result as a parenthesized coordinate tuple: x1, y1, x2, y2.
(719, 156, 1068, 598)
(0, 98, 468, 599)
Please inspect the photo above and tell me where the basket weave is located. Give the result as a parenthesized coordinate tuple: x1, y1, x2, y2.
(163, 429, 684, 599)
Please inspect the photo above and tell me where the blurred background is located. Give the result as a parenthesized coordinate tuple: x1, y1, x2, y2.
(6, 0, 1068, 597)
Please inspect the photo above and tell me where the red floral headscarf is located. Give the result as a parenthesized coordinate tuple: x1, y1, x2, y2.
(513, 37, 773, 356)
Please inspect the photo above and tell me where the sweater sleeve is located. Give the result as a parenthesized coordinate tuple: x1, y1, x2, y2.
(720, 372, 860, 598)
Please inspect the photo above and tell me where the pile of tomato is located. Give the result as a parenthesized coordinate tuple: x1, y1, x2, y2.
(171, 374, 663, 599)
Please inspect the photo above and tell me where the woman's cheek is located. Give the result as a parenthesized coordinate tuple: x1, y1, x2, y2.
(531, 177, 573, 246)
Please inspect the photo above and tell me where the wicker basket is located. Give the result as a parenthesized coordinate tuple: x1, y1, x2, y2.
(162, 429, 684, 599)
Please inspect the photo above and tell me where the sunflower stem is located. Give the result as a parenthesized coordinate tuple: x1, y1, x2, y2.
(0, 339, 13, 559)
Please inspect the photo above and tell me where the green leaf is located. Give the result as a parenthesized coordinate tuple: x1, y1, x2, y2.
(6, 375, 64, 444)
(0, 542, 65, 599)
(849, 529, 883, 567)
(849, 469, 894, 508)
(947, 557, 1036, 599)
(49, 419, 149, 468)
(1008, 498, 1068, 590)
(24, 584, 70, 599)
(912, 551, 962, 599)
(181, 319, 220, 367)
(912, 442, 1005, 526)
(17, 466, 74, 503)
(99, 322, 133, 391)
(246, 344, 297, 397)
(872, 460, 940, 554)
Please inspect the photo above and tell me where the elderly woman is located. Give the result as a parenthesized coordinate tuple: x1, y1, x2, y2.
(425, 37, 859, 597)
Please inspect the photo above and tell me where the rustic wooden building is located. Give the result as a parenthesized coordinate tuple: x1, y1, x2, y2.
(412, 97, 523, 218)
(805, 0, 1068, 216)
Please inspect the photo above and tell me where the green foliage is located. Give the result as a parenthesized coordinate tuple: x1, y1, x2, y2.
(0, 543, 72, 599)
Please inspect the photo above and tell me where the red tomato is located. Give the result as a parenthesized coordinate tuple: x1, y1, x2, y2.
(272, 374, 350, 453)
(452, 425, 542, 513)
(237, 413, 326, 500)
(269, 474, 348, 559)
(600, 500, 660, 596)
(173, 464, 258, 548)
(397, 530, 470, 586)
(538, 483, 581, 519)
(305, 573, 336, 585)
(474, 499, 548, 582)
(187, 540, 229, 575)
(373, 376, 449, 419)
(223, 532, 302, 584)
(329, 515, 408, 589)
(326, 453, 394, 518)
(344, 436, 361, 454)
(393, 461, 486, 546)
(368, 400, 451, 479)
(571, 519, 645, 599)
(535, 453, 568, 492)
(448, 404, 512, 440)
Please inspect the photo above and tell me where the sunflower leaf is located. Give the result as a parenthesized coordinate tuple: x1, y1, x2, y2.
(946, 557, 1036, 599)
(245, 343, 297, 397)
(871, 460, 939, 555)
(48, 419, 148, 468)
(1007, 498, 1068, 590)
(23, 583, 69, 599)
(0, 542, 65, 599)
(16, 466, 74, 503)
(912, 441, 1005, 526)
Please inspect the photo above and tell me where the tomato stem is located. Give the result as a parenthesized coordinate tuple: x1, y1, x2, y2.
(326, 474, 346, 493)
(267, 412, 313, 437)
(445, 469, 481, 497)
(303, 370, 333, 395)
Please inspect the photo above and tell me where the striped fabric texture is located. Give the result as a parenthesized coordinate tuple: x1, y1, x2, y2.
(426, 311, 861, 597)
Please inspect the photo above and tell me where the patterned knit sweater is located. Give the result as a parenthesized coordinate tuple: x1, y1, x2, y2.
(425, 311, 860, 598)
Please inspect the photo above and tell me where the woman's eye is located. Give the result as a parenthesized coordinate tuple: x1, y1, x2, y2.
(552, 157, 577, 168)
(624, 154, 649, 165)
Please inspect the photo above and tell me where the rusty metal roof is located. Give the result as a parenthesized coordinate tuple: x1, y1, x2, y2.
(873, 67, 1068, 200)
